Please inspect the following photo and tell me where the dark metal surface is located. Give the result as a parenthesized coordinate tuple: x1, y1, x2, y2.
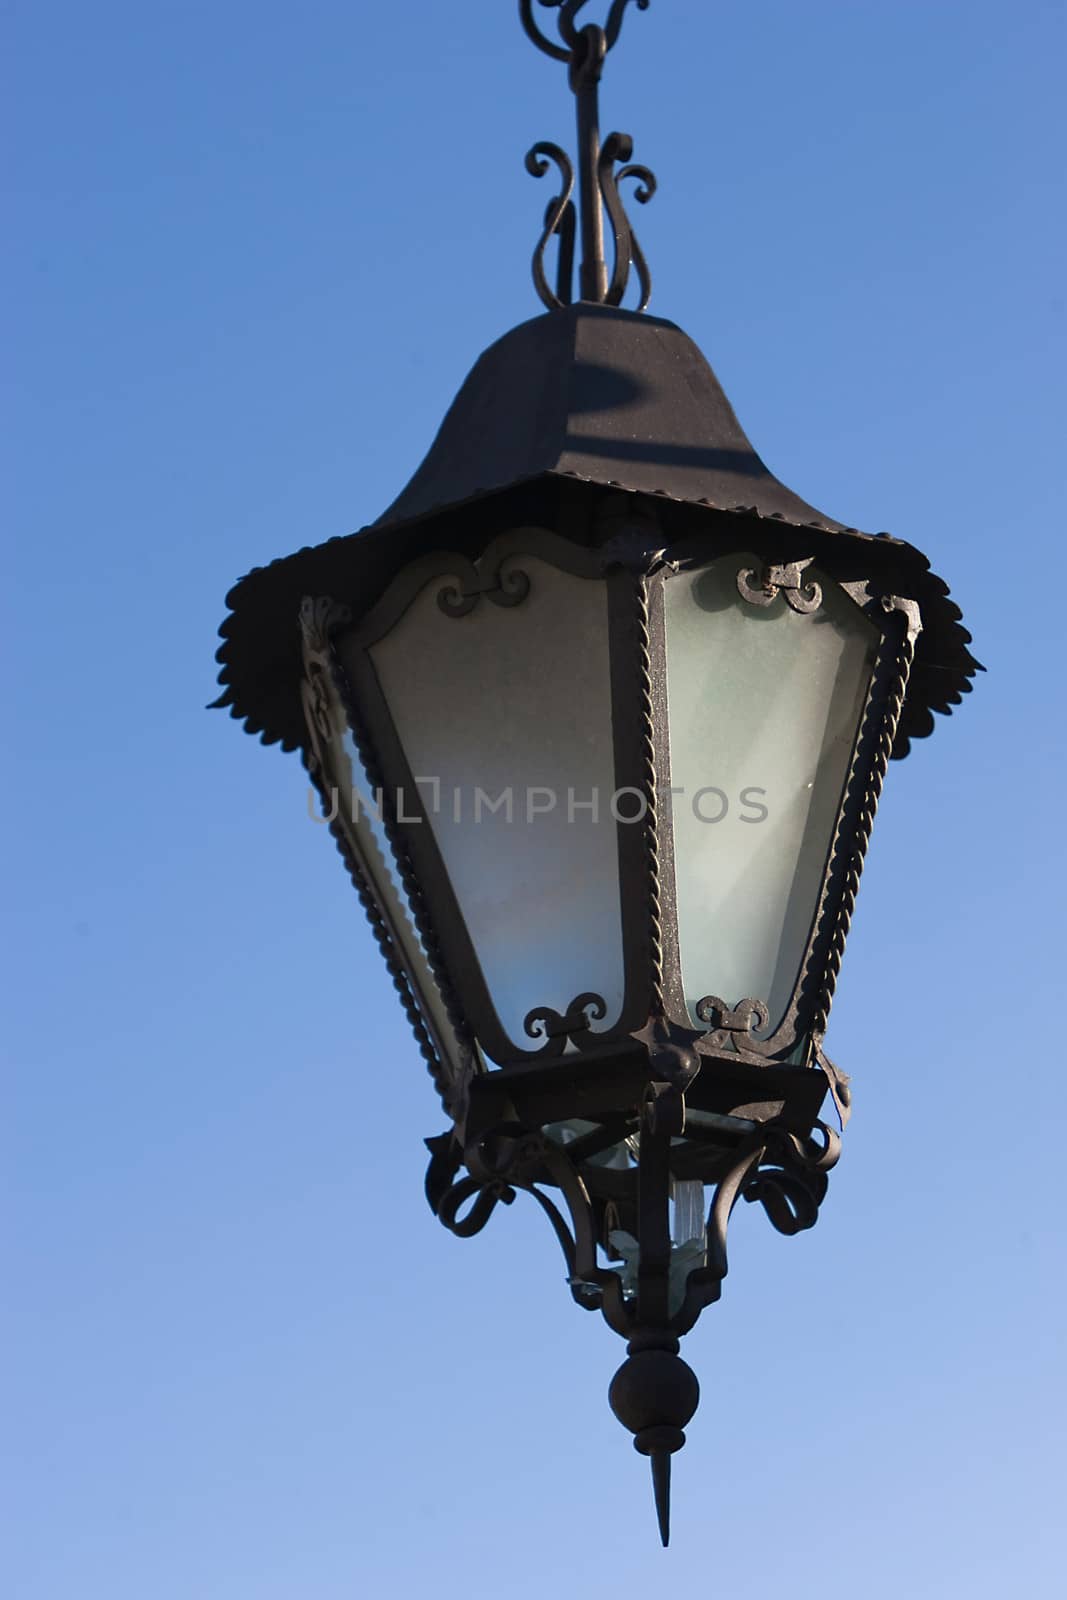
(380, 303, 839, 525)
(810, 601, 919, 1040)
(211, 0, 982, 1546)
(247, 510, 961, 1543)
(737, 556, 822, 613)
(425, 1106, 841, 1333)
(214, 307, 981, 767)
(521, 2, 655, 310)
(524, 993, 609, 1050)
(424, 1080, 842, 1542)
(525, 142, 577, 309)
(631, 553, 666, 1012)
(308, 523, 920, 1538)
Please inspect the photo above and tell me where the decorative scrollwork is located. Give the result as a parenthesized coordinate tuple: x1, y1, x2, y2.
(736, 558, 823, 614)
(435, 1170, 517, 1237)
(742, 1121, 840, 1236)
(436, 559, 531, 618)
(694, 995, 770, 1051)
(300, 594, 352, 656)
(527, 128, 656, 312)
(299, 596, 352, 769)
(672, 1117, 841, 1334)
(599, 131, 657, 311)
(426, 1121, 629, 1326)
(524, 991, 608, 1053)
(526, 142, 577, 309)
(428, 1104, 842, 1346)
(521, 0, 656, 311)
(520, 0, 650, 65)
(601, 0, 651, 50)
(520, 0, 571, 61)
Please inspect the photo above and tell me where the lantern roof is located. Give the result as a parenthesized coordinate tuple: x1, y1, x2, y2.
(214, 303, 980, 758)
(378, 302, 842, 527)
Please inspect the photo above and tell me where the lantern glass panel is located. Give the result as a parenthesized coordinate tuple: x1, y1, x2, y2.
(663, 555, 879, 1034)
(367, 553, 625, 1053)
(315, 673, 468, 1075)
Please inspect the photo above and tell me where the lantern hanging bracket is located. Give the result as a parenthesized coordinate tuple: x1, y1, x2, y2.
(521, 1, 657, 310)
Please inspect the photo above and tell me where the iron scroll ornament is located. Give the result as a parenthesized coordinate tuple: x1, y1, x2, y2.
(425, 1114, 840, 1336)
(521, 1, 658, 310)
(527, 132, 656, 312)
(736, 556, 823, 614)
(695, 995, 771, 1052)
(597, 132, 656, 309)
(524, 992, 609, 1052)
(519, 0, 651, 61)
(436, 557, 530, 618)
(525, 142, 577, 310)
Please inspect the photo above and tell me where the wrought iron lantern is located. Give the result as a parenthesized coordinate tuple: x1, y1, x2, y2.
(213, 1, 979, 1544)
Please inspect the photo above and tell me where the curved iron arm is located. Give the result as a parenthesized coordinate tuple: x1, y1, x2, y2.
(599, 132, 657, 310)
(519, 0, 571, 61)
(426, 1123, 630, 1333)
(521, 1, 649, 61)
(672, 1119, 843, 1335)
(427, 1105, 842, 1344)
(525, 141, 577, 308)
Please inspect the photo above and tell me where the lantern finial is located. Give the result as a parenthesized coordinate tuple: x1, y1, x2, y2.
(650, 1450, 671, 1547)
(609, 1337, 699, 1548)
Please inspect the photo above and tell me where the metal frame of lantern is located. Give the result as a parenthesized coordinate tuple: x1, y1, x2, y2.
(214, 0, 980, 1546)
(294, 509, 921, 1538)
(298, 516, 919, 1164)
(309, 527, 921, 1072)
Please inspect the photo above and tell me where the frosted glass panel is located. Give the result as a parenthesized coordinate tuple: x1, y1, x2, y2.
(664, 556, 878, 1034)
(316, 674, 467, 1077)
(369, 554, 625, 1054)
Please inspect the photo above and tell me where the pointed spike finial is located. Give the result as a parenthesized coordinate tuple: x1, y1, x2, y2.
(650, 1448, 671, 1546)
(608, 1337, 699, 1545)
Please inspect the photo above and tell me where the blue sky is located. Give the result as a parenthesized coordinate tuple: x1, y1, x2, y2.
(5, 2, 1065, 1596)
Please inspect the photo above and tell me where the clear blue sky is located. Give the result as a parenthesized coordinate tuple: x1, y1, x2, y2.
(5, 3, 1065, 1596)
